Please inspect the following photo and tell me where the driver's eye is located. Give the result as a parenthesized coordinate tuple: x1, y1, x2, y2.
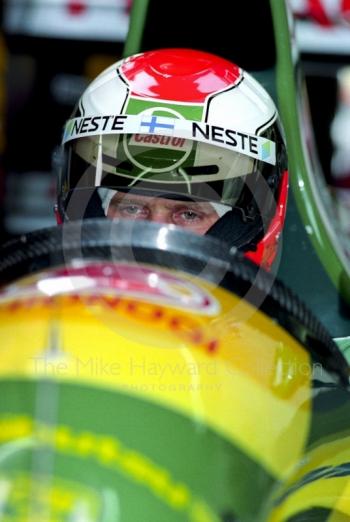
(123, 205, 143, 215)
(172, 208, 204, 226)
(182, 210, 198, 220)
(109, 203, 150, 220)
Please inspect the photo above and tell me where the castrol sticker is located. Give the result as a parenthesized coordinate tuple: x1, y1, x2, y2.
(130, 134, 188, 150)
(124, 132, 193, 172)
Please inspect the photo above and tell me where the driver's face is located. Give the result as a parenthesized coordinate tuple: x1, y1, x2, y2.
(106, 192, 221, 235)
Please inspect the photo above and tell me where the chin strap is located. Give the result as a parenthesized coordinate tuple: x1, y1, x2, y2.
(205, 207, 264, 252)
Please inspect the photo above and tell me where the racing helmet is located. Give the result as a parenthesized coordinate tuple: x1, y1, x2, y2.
(57, 48, 288, 269)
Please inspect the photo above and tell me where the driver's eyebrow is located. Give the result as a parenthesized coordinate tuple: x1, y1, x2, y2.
(111, 198, 146, 206)
(114, 198, 202, 209)
(110, 195, 215, 212)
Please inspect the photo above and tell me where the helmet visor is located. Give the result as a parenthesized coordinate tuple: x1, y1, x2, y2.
(61, 132, 257, 206)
